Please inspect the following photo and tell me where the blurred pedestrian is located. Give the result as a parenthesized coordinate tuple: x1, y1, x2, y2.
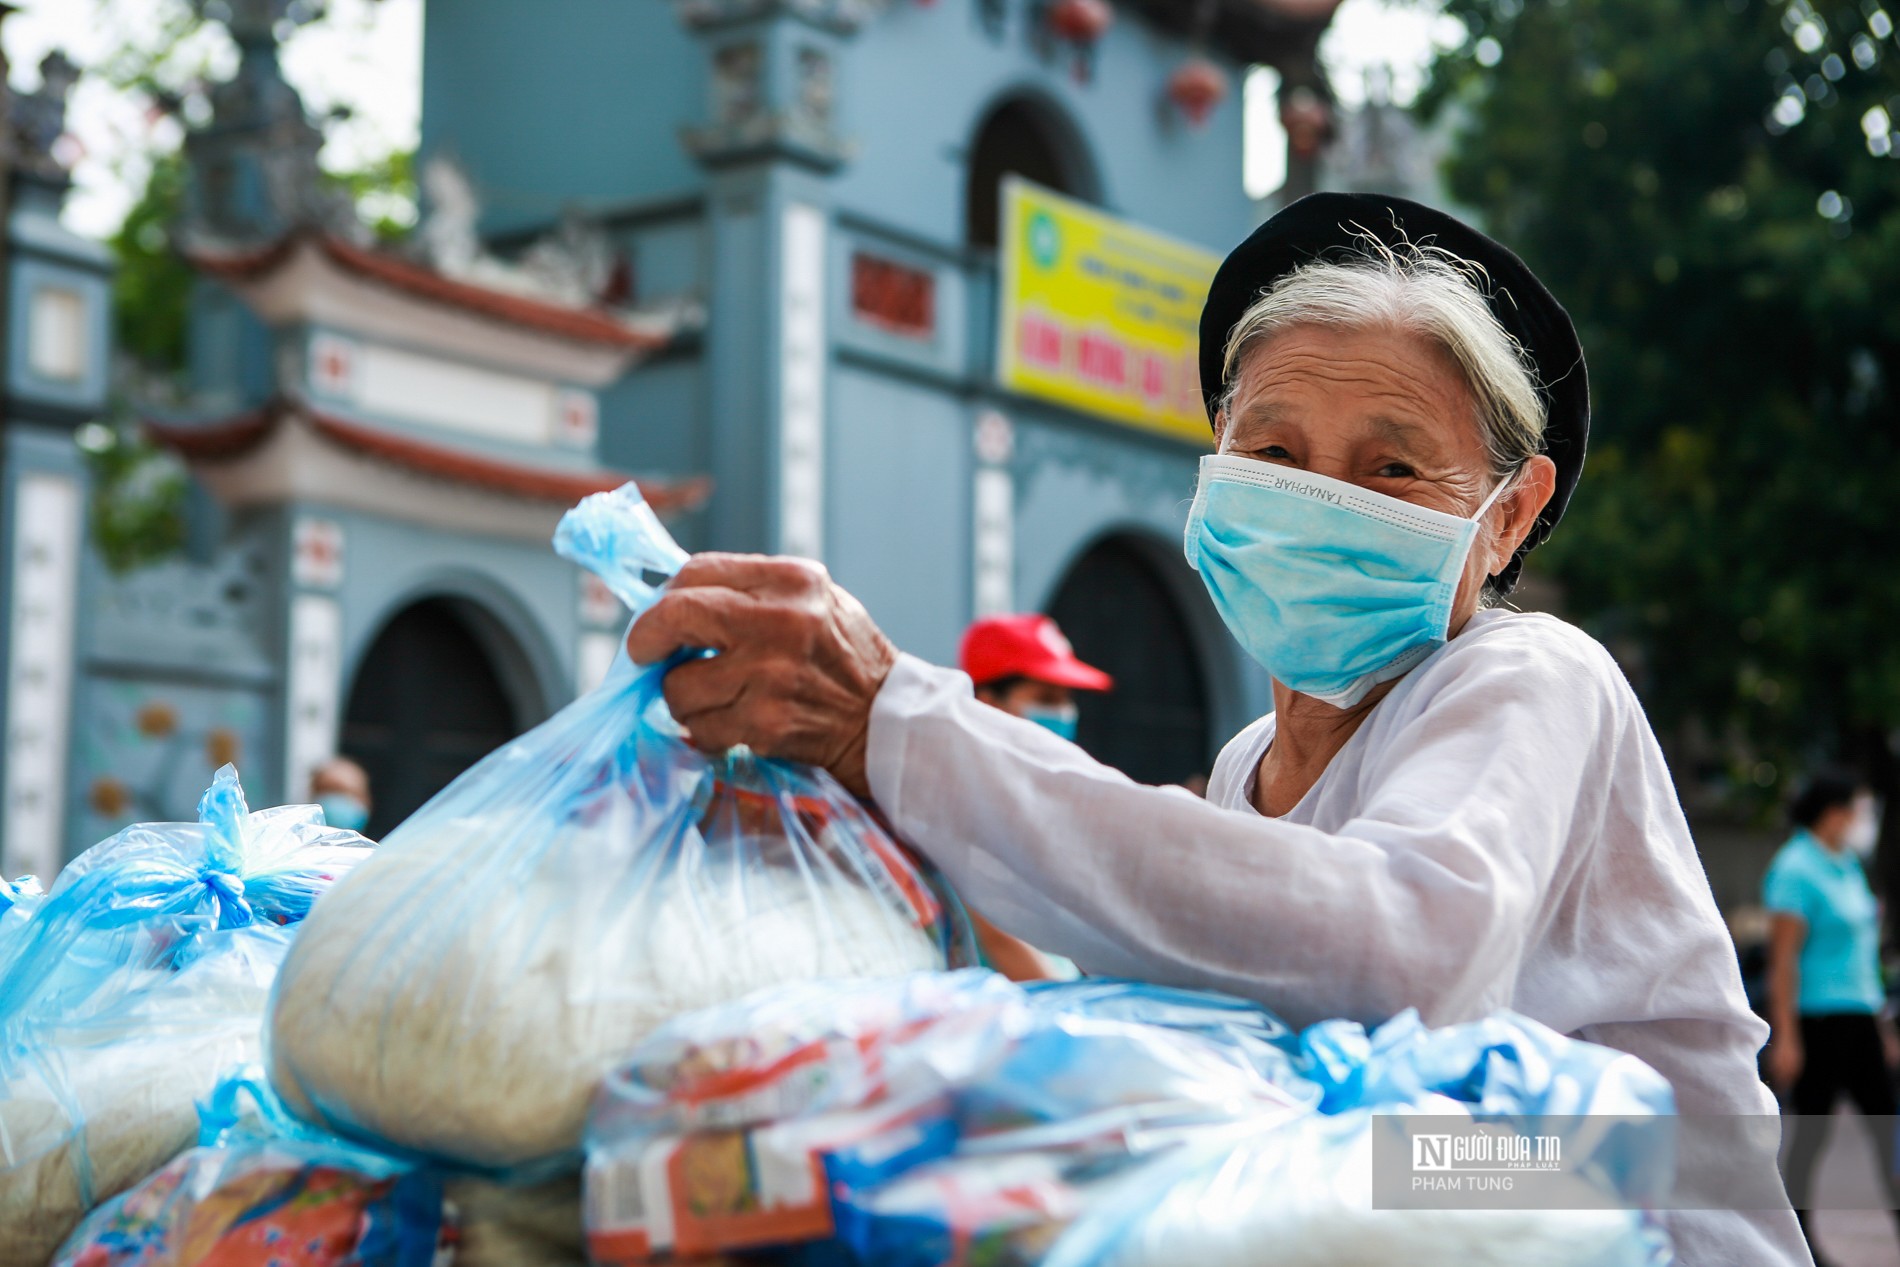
(310, 755, 373, 836)
(959, 613, 1113, 740)
(956, 614, 1113, 981)
(1764, 770, 1897, 1263)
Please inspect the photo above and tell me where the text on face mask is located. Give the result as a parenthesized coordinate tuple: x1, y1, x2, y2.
(1214, 466, 1346, 506)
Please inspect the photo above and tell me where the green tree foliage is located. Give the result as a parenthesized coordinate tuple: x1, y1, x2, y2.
(88, 0, 416, 374)
(1422, 0, 1900, 804)
(108, 145, 414, 376)
(77, 422, 189, 575)
(111, 153, 194, 371)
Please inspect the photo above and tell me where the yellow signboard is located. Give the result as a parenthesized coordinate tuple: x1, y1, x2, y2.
(995, 177, 1223, 444)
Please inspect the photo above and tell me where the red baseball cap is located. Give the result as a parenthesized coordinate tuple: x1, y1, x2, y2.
(959, 614, 1113, 691)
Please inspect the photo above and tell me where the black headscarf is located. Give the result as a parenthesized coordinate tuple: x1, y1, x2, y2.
(1198, 191, 1589, 594)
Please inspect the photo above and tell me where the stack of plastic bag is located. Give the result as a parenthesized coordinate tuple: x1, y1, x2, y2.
(582, 970, 1314, 1266)
(51, 1071, 451, 1267)
(268, 484, 950, 1175)
(0, 769, 373, 1267)
(1041, 1008, 1679, 1267)
(586, 974, 1679, 1267)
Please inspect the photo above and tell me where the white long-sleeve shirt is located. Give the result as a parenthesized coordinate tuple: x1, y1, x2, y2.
(866, 608, 1807, 1266)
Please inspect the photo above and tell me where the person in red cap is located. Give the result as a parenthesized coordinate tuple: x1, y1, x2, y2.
(954, 614, 1110, 983)
(958, 614, 1113, 742)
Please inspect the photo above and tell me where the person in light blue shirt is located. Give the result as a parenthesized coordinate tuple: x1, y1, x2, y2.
(1764, 769, 1896, 1265)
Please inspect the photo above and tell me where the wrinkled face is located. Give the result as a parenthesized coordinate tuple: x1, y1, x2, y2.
(1215, 323, 1551, 626)
(1217, 323, 1494, 515)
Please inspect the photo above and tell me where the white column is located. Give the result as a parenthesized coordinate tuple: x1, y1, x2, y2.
(284, 593, 343, 806)
(3, 473, 82, 878)
(972, 411, 1016, 617)
(779, 202, 828, 561)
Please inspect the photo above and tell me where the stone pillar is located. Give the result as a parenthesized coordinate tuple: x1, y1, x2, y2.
(676, 0, 863, 558)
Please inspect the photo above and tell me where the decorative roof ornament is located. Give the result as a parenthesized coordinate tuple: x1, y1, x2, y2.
(9, 51, 80, 185)
(180, 0, 359, 245)
(409, 156, 699, 327)
(675, 5, 857, 172)
(519, 211, 619, 310)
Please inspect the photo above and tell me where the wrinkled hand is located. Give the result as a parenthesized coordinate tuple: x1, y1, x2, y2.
(626, 554, 898, 798)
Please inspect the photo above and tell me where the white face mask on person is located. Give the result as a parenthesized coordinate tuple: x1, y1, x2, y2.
(1844, 797, 1881, 858)
(1184, 455, 1513, 708)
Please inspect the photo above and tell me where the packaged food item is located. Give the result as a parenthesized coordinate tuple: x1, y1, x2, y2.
(584, 971, 1312, 1266)
(1041, 1009, 1679, 1267)
(0, 926, 291, 1267)
(826, 1139, 1171, 1267)
(49, 1072, 448, 1267)
(0, 765, 370, 1045)
(269, 485, 949, 1174)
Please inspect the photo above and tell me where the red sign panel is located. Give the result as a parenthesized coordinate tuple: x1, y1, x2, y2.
(851, 252, 935, 339)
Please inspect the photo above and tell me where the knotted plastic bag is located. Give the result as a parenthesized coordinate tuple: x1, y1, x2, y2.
(0, 765, 370, 1046)
(268, 484, 949, 1175)
(0, 925, 294, 1267)
(50, 1070, 450, 1267)
(0, 769, 369, 1267)
(1041, 1008, 1678, 1267)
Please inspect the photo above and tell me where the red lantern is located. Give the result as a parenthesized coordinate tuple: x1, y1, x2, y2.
(1280, 85, 1333, 159)
(1047, 0, 1114, 45)
(1167, 57, 1228, 126)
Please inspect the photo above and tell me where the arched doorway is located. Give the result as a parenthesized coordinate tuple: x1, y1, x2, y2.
(340, 598, 531, 837)
(1046, 537, 1211, 787)
(965, 94, 1100, 250)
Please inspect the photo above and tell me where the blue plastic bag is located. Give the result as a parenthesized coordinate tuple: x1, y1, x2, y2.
(1041, 1008, 1678, 1267)
(0, 874, 44, 940)
(50, 1070, 448, 1267)
(268, 484, 951, 1176)
(0, 924, 296, 1267)
(1024, 979, 1313, 1105)
(0, 765, 370, 1046)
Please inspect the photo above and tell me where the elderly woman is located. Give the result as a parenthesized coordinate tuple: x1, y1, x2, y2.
(628, 193, 1806, 1265)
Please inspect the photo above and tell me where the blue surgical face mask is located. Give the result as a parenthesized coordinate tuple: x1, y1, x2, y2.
(317, 794, 371, 835)
(1184, 455, 1511, 708)
(1021, 703, 1081, 742)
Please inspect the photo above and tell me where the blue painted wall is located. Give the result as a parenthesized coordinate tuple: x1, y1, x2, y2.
(417, 0, 1276, 769)
(420, 0, 707, 235)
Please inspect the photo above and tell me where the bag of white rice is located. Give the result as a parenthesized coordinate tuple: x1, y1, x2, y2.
(0, 767, 366, 1266)
(268, 484, 950, 1174)
(0, 925, 291, 1267)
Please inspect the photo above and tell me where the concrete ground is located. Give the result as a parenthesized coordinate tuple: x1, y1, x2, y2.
(1806, 1109, 1900, 1267)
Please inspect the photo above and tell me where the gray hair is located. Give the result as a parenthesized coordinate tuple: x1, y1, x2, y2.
(1218, 241, 1547, 484)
